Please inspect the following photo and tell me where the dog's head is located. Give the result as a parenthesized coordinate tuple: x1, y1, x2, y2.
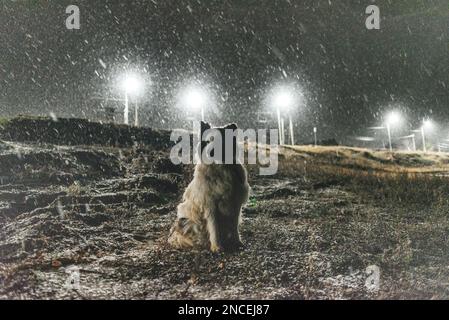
(199, 121, 238, 164)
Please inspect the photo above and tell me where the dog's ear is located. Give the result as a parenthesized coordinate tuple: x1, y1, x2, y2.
(201, 121, 211, 135)
(200, 121, 211, 156)
(225, 123, 237, 130)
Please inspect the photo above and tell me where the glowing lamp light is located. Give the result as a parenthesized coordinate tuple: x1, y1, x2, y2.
(423, 119, 433, 130)
(181, 84, 209, 121)
(386, 111, 401, 126)
(122, 74, 144, 96)
(384, 111, 402, 152)
(119, 72, 145, 126)
(184, 88, 206, 111)
(274, 90, 294, 110)
(271, 86, 300, 145)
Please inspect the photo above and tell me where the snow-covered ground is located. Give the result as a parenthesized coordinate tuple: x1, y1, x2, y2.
(1, 118, 449, 299)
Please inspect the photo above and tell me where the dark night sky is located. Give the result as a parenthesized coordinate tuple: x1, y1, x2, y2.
(1, 0, 449, 143)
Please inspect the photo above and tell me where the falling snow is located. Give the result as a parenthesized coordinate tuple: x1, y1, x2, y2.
(0, 1, 447, 144)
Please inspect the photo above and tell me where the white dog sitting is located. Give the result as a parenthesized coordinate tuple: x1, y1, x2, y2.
(168, 121, 249, 252)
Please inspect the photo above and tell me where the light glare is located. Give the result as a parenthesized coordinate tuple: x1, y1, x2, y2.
(183, 86, 207, 110)
(423, 119, 433, 130)
(271, 85, 301, 112)
(121, 73, 144, 96)
(275, 90, 294, 109)
(386, 111, 401, 125)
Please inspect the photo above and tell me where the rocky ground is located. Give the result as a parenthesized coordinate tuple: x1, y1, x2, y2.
(1, 117, 449, 299)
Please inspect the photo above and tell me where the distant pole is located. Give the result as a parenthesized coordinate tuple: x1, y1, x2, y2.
(192, 119, 197, 137)
(134, 100, 139, 127)
(289, 116, 295, 145)
(281, 118, 285, 145)
(124, 91, 129, 125)
(276, 108, 283, 145)
(313, 127, 317, 147)
(421, 126, 427, 152)
(386, 123, 393, 152)
(201, 106, 205, 122)
(411, 134, 416, 152)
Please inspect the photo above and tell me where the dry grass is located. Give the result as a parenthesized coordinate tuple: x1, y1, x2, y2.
(3, 141, 449, 299)
(278, 145, 449, 209)
(285, 145, 449, 173)
(262, 145, 449, 298)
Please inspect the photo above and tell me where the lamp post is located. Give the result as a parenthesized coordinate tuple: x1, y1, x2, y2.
(421, 119, 433, 153)
(421, 126, 426, 152)
(184, 86, 207, 122)
(276, 107, 282, 145)
(313, 127, 317, 147)
(121, 73, 144, 126)
(134, 100, 139, 127)
(124, 90, 129, 125)
(386, 123, 392, 152)
(289, 117, 295, 145)
(385, 111, 401, 152)
(281, 118, 286, 145)
(273, 88, 296, 146)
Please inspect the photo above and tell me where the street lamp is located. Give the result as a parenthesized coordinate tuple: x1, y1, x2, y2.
(121, 73, 144, 126)
(385, 111, 401, 152)
(183, 86, 207, 121)
(273, 88, 296, 145)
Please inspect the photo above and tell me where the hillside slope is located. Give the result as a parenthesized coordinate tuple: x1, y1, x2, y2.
(1, 117, 449, 299)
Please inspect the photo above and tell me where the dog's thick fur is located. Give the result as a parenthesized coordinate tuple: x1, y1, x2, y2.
(168, 122, 249, 252)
